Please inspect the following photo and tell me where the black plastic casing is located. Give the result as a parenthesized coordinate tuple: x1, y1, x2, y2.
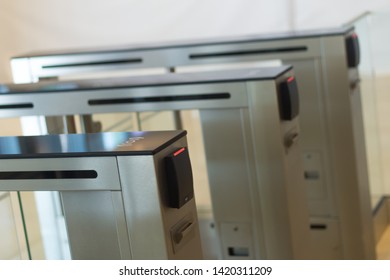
(165, 147, 194, 209)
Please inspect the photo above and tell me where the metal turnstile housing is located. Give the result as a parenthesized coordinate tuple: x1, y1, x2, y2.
(9, 25, 375, 259)
(0, 67, 311, 259)
(0, 131, 202, 260)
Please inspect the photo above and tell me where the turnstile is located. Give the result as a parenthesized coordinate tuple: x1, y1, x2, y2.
(9, 25, 375, 259)
(0, 66, 311, 259)
(0, 130, 202, 260)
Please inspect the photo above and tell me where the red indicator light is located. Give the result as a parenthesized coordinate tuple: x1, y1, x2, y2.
(173, 147, 186, 157)
(287, 76, 295, 83)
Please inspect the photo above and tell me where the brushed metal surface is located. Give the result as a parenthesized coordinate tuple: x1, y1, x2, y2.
(0, 157, 120, 191)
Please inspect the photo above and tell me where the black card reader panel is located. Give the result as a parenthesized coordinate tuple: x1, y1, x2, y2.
(165, 147, 194, 209)
(346, 33, 360, 68)
(279, 76, 299, 121)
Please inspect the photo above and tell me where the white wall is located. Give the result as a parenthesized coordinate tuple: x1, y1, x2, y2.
(0, 0, 293, 82)
(2, 0, 390, 80)
(294, 0, 390, 29)
(3, 0, 390, 80)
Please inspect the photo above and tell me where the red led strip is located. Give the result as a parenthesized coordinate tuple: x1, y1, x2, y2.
(173, 147, 186, 157)
(287, 76, 295, 83)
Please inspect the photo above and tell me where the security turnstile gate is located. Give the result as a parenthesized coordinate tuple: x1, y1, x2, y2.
(9, 25, 375, 259)
(0, 66, 311, 259)
(0, 130, 202, 260)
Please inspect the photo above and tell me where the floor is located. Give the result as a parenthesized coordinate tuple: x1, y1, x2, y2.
(358, 74, 390, 260)
(377, 225, 390, 259)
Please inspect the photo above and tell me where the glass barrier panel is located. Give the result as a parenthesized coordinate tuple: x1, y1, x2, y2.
(353, 14, 381, 210)
(369, 10, 390, 209)
(0, 192, 23, 259)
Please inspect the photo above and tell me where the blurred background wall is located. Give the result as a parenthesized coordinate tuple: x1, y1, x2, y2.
(0, 0, 389, 81)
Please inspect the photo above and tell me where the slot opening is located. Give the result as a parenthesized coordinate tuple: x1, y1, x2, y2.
(42, 58, 143, 69)
(304, 170, 320, 180)
(88, 93, 231, 106)
(228, 247, 249, 257)
(189, 46, 308, 59)
(0, 103, 33, 110)
(310, 224, 327, 230)
(0, 170, 98, 180)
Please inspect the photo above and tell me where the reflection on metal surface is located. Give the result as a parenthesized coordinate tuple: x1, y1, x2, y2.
(0, 193, 23, 259)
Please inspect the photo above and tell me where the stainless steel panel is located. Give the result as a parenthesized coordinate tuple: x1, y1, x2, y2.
(220, 222, 253, 260)
(282, 58, 336, 217)
(246, 79, 311, 259)
(0, 131, 201, 260)
(200, 109, 254, 223)
(10, 35, 326, 81)
(0, 83, 247, 118)
(320, 35, 374, 259)
(61, 191, 130, 260)
(309, 218, 343, 259)
(118, 155, 167, 259)
(198, 78, 311, 259)
(0, 157, 120, 191)
(117, 136, 203, 260)
(182, 38, 321, 66)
